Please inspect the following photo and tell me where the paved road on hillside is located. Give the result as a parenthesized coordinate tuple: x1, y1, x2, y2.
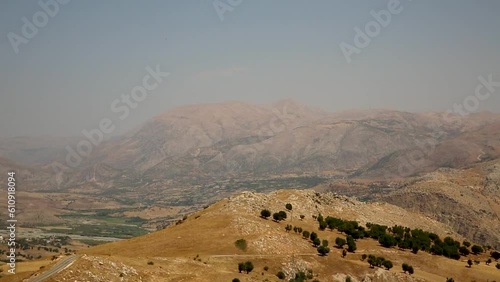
(28, 255, 79, 282)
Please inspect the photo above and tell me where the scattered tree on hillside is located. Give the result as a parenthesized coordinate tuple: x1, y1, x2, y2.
(285, 203, 293, 211)
(402, 263, 409, 273)
(278, 211, 287, 220)
(273, 211, 287, 222)
(471, 245, 484, 255)
(382, 260, 393, 270)
(346, 235, 357, 252)
(322, 240, 329, 247)
(361, 254, 367, 261)
(467, 259, 473, 268)
(302, 230, 310, 239)
(238, 261, 254, 274)
(260, 209, 271, 219)
(238, 262, 245, 273)
(313, 237, 321, 247)
(246, 261, 254, 273)
(446, 278, 455, 282)
(285, 224, 293, 232)
(293, 226, 303, 234)
(232, 279, 240, 282)
(491, 251, 500, 260)
(310, 232, 318, 241)
(486, 258, 492, 265)
(300, 214, 305, 220)
(319, 220, 327, 230)
(459, 246, 470, 256)
(276, 271, 286, 279)
(342, 249, 347, 258)
(317, 245, 330, 256)
(496, 263, 500, 269)
(234, 239, 247, 251)
(335, 237, 346, 248)
(367, 255, 385, 268)
(408, 265, 414, 275)
(317, 214, 324, 223)
(462, 241, 471, 247)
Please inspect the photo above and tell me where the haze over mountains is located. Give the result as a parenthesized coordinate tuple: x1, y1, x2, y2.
(2, 99, 500, 186)
(1, 100, 500, 281)
(1, 100, 499, 246)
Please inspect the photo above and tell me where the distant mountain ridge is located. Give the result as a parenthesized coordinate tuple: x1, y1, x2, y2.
(2, 100, 500, 188)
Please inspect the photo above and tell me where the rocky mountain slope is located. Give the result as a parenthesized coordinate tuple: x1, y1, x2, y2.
(377, 160, 500, 250)
(5, 100, 499, 191)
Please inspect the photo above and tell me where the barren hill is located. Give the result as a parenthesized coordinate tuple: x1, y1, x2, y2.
(14, 100, 497, 193)
(377, 160, 500, 250)
(18, 190, 499, 282)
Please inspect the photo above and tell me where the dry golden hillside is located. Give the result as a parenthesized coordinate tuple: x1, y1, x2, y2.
(12, 190, 498, 282)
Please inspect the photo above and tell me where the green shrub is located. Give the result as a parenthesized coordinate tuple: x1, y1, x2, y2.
(234, 239, 247, 251)
(276, 271, 286, 279)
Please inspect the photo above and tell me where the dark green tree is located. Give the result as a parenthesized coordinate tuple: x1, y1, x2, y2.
(367, 255, 376, 268)
(238, 262, 246, 273)
(278, 211, 287, 220)
(310, 232, 318, 241)
(335, 237, 346, 248)
(273, 211, 287, 222)
(317, 245, 330, 256)
(273, 212, 281, 222)
(346, 235, 357, 252)
(471, 245, 484, 255)
(319, 220, 327, 230)
(276, 271, 286, 279)
(285, 203, 293, 211)
(459, 246, 470, 256)
(234, 239, 247, 251)
(379, 234, 397, 248)
(313, 237, 321, 247)
(302, 230, 310, 239)
(402, 263, 409, 273)
(260, 209, 271, 219)
(244, 261, 254, 274)
(491, 251, 500, 260)
(382, 260, 393, 270)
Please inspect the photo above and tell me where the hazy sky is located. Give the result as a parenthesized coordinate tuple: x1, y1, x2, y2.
(1, 0, 500, 138)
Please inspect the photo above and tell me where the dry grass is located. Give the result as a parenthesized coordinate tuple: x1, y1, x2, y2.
(5, 189, 499, 281)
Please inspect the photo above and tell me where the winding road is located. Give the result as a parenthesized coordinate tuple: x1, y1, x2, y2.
(28, 255, 79, 282)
